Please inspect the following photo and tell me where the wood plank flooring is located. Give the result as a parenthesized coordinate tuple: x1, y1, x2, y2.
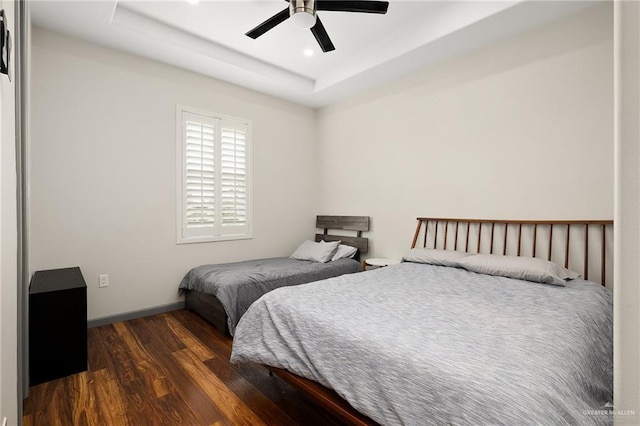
(23, 309, 347, 426)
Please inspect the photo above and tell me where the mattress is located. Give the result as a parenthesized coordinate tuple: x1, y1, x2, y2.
(231, 262, 613, 426)
(179, 257, 361, 335)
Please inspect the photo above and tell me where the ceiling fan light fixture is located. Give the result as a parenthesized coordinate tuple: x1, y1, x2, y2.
(289, 0, 317, 29)
(246, 0, 389, 53)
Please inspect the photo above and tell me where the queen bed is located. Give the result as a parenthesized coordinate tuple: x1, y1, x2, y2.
(230, 217, 614, 425)
(180, 215, 369, 336)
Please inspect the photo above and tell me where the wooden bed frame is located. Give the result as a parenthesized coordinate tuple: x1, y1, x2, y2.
(268, 216, 614, 425)
(184, 215, 370, 336)
(411, 217, 614, 286)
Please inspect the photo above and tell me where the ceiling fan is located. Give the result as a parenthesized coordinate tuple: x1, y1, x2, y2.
(245, 0, 390, 53)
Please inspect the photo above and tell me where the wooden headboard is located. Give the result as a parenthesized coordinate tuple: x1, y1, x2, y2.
(411, 217, 613, 286)
(315, 215, 369, 254)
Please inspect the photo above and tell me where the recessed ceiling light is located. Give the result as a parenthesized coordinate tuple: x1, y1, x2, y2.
(303, 49, 314, 57)
(187, 0, 199, 4)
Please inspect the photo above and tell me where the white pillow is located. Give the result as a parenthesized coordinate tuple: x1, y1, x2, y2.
(331, 244, 358, 261)
(290, 240, 341, 263)
(402, 248, 470, 268)
(459, 254, 580, 286)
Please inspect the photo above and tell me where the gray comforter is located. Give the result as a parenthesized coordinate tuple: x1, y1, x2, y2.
(231, 262, 613, 426)
(179, 257, 361, 335)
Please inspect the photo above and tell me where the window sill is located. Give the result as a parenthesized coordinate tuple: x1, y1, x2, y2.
(176, 234, 253, 245)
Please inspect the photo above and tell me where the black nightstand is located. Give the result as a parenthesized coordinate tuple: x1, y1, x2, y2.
(29, 267, 88, 386)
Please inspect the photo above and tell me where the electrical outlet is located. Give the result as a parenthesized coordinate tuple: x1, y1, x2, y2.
(98, 274, 109, 288)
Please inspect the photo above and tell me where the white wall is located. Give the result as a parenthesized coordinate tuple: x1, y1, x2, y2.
(1, 1, 18, 424)
(317, 4, 613, 262)
(614, 0, 640, 422)
(30, 28, 318, 321)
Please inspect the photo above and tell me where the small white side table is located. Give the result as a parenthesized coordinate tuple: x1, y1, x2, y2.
(362, 258, 400, 271)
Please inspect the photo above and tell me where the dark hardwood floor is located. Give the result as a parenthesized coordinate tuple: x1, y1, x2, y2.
(23, 309, 348, 426)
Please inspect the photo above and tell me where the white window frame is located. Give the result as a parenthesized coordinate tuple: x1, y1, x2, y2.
(176, 105, 253, 244)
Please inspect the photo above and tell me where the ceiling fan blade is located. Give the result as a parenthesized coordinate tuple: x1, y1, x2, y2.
(245, 8, 290, 39)
(310, 17, 335, 52)
(316, 0, 389, 14)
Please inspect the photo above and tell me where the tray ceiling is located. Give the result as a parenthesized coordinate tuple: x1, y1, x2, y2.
(31, 1, 601, 107)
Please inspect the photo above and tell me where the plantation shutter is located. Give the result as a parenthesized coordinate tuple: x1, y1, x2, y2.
(219, 120, 249, 236)
(179, 109, 251, 241)
(183, 112, 216, 238)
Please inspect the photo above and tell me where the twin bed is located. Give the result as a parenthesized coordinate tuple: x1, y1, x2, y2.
(230, 217, 614, 425)
(179, 215, 370, 335)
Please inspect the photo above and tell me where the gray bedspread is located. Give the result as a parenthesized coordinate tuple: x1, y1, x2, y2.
(231, 262, 613, 426)
(179, 257, 360, 335)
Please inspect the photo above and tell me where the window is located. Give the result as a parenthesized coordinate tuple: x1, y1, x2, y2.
(177, 106, 251, 243)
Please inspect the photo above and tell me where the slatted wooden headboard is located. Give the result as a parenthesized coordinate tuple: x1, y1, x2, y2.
(315, 215, 369, 254)
(411, 218, 613, 286)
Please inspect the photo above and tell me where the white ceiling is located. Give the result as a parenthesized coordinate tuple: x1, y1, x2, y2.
(31, 0, 601, 107)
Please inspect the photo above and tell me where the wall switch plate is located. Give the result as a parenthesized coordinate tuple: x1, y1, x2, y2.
(98, 274, 109, 288)
(3, 416, 7, 426)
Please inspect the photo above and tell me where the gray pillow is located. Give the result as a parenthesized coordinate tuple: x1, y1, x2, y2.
(402, 248, 470, 268)
(331, 244, 358, 261)
(290, 240, 341, 263)
(459, 254, 580, 286)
